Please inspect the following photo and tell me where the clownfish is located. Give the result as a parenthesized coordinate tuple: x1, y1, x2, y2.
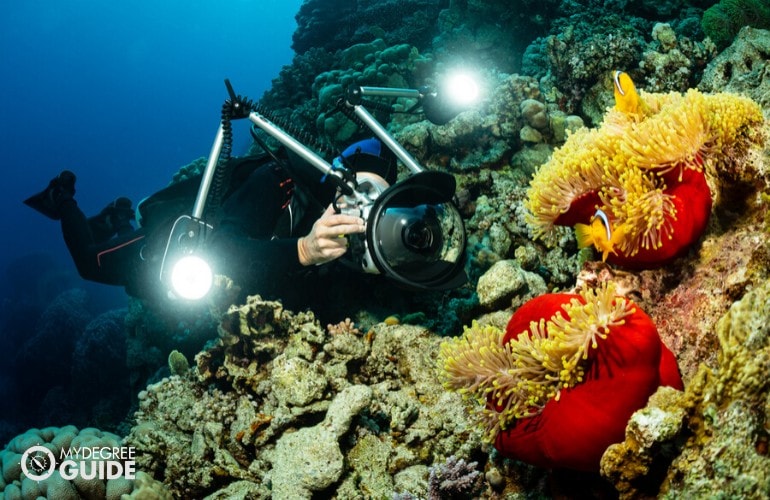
(613, 70, 640, 115)
(575, 209, 625, 262)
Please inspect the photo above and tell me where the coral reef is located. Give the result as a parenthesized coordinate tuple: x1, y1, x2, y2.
(291, 0, 442, 56)
(699, 26, 770, 110)
(460, 165, 580, 292)
(639, 22, 717, 93)
(10, 2, 763, 498)
(69, 310, 131, 430)
(475, 259, 546, 310)
(701, 0, 770, 49)
(12, 290, 93, 405)
(526, 11, 648, 115)
(166, 350, 189, 377)
(426, 455, 483, 499)
(124, 296, 485, 498)
(3, 290, 133, 439)
(439, 283, 681, 471)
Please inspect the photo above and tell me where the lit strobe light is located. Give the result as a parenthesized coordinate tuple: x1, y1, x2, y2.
(170, 255, 213, 300)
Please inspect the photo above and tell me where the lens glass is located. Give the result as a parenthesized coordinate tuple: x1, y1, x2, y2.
(373, 201, 464, 281)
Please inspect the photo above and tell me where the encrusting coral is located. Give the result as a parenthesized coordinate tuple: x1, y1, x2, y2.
(525, 70, 764, 268)
(439, 282, 682, 471)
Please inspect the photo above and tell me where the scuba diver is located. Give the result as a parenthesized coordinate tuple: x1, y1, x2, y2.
(24, 138, 399, 307)
(25, 79, 471, 311)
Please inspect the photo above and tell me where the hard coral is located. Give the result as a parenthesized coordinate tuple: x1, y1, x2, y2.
(439, 283, 682, 471)
(427, 455, 483, 500)
(0, 426, 138, 499)
(525, 71, 764, 268)
(702, 0, 770, 50)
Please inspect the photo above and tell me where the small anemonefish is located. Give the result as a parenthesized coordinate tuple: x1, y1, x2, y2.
(574, 209, 625, 262)
(613, 70, 640, 115)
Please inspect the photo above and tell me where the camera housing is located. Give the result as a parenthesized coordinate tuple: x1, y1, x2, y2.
(341, 171, 467, 290)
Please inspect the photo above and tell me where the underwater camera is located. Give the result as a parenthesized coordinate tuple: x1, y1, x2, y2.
(160, 77, 476, 299)
(336, 170, 466, 290)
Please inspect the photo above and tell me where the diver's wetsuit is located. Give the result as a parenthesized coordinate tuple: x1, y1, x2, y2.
(206, 163, 313, 299)
(58, 160, 318, 302)
(59, 199, 147, 287)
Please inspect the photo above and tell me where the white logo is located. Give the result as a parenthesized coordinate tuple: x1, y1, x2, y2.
(20, 445, 56, 481)
(20, 445, 136, 482)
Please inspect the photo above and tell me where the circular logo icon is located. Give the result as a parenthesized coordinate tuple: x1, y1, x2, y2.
(21, 445, 56, 481)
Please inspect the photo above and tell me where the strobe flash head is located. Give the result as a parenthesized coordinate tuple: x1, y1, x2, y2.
(170, 255, 213, 301)
(159, 215, 214, 300)
(445, 72, 480, 107)
(422, 71, 480, 125)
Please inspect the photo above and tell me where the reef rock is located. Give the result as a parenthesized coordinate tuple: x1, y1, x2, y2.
(125, 296, 484, 498)
(601, 277, 770, 498)
(476, 259, 546, 309)
(699, 26, 770, 110)
(268, 385, 372, 498)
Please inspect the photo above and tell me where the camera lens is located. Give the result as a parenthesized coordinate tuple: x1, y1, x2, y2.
(403, 221, 434, 251)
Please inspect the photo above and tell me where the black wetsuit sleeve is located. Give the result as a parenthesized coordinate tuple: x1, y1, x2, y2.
(206, 225, 306, 294)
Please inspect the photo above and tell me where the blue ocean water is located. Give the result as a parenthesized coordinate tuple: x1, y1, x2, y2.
(0, 0, 302, 305)
(0, 1, 302, 441)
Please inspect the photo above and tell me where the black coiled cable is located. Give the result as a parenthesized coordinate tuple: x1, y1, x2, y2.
(204, 85, 255, 218)
(333, 96, 398, 136)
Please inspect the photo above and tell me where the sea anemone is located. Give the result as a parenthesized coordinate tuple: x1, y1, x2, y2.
(438, 282, 682, 471)
(525, 72, 764, 268)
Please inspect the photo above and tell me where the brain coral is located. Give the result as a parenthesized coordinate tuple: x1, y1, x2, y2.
(525, 71, 764, 268)
(0, 426, 134, 499)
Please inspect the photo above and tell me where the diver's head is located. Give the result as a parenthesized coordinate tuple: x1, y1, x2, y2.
(337, 138, 397, 185)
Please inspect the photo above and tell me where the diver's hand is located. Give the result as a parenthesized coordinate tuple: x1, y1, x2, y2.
(298, 205, 365, 266)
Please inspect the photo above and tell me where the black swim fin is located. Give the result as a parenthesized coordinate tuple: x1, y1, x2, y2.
(24, 171, 76, 220)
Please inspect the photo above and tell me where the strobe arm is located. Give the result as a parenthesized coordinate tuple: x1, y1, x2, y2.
(344, 85, 425, 174)
(247, 111, 367, 202)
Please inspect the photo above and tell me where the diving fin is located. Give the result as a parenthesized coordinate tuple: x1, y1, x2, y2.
(24, 170, 76, 220)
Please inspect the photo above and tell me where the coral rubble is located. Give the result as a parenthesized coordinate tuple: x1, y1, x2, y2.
(124, 296, 485, 498)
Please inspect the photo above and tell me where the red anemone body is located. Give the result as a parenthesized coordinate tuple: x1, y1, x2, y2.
(610, 167, 712, 268)
(555, 167, 712, 269)
(494, 292, 682, 471)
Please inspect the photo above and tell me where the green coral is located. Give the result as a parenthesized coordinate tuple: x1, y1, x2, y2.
(702, 0, 770, 49)
(167, 349, 190, 376)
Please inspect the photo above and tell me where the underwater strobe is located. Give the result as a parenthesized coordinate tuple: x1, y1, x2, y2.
(159, 215, 214, 300)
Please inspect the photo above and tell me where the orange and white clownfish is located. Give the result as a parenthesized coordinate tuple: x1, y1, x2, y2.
(613, 70, 641, 115)
(574, 209, 625, 262)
